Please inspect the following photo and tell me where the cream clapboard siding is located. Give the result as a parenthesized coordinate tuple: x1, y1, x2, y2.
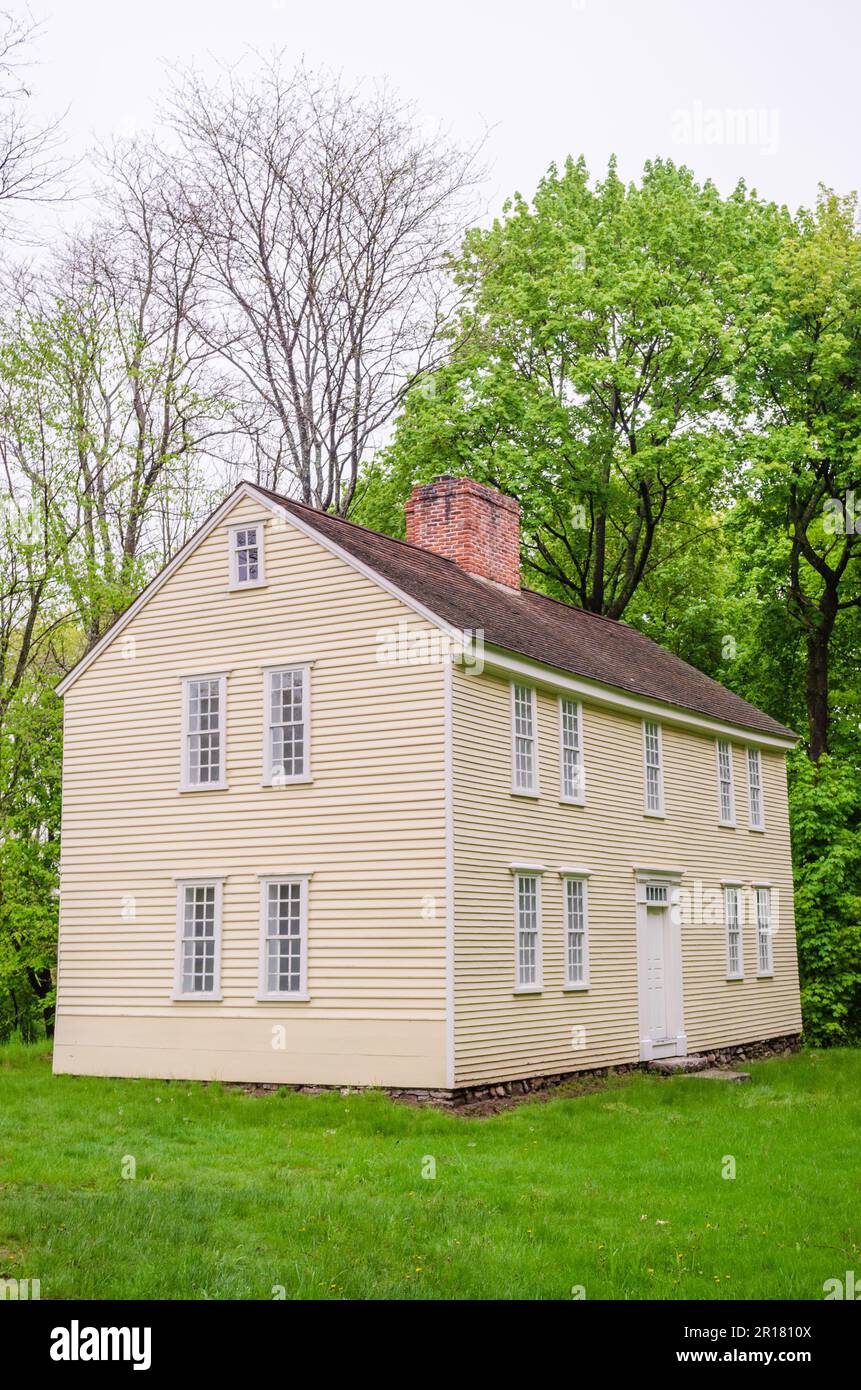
(451, 665, 801, 1088)
(54, 494, 449, 1087)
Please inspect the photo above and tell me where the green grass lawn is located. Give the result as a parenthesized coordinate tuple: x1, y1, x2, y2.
(0, 1044, 858, 1300)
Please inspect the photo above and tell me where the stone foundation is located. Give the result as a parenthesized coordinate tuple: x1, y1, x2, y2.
(227, 1032, 802, 1112)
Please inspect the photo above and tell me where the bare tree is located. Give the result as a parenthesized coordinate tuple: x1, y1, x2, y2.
(164, 57, 482, 514)
(2, 142, 228, 641)
(0, 9, 66, 235)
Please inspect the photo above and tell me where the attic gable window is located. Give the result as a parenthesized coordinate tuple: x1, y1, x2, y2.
(229, 522, 265, 588)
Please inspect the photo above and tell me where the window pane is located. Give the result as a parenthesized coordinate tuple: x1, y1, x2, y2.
(516, 874, 539, 985)
(565, 878, 586, 984)
(756, 887, 771, 972)
(725, 886, 741, 976)
(187, 680, 222, 784)
(748, 749, 763, 826)
(265, 881, 304, 993)
(718, 741, 734, 822)
(644, 722, 662, 811)
(233, 526, 259, 583)
(181, 885, 217, 993)
(561, 700, 583, 799)
(270, 670, 305, 780)
(513, 686, 535, 790)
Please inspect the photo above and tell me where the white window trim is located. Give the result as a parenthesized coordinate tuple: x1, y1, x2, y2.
(747, 747, 765, 831)
(723, 883, 744, 980)
(511, 683, 539, 797)
(559, 697, 586, 805)
(561, 873, 590, 991)
(754, 883, 774, 977)
(511, 866, 543, 993)
(228, 519, 267, 590)
(179, 673, 228, 793)
(262, 663, 313, 787)
(256, 874, 311, 1002)
(172, 878, 224, 1001)
(642, 719, 665, 817)
(716, 738, 736, 827)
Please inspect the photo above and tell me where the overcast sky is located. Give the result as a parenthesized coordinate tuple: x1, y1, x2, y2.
(20, 0, 861, 225)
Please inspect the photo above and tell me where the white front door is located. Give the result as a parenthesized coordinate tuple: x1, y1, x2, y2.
(636, 876, 687, 1060)
(645, 904, 670, 1043)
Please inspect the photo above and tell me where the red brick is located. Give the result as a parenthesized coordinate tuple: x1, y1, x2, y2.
(405, 476, 520, 590)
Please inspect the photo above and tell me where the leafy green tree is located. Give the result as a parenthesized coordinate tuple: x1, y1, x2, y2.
(788, 753, 861, 1043)
(362, 157, 780, 619)
(734, 190, 861, 761)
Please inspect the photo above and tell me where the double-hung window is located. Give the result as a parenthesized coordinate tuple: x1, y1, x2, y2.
(181, 675, 227, 789)
(263, 665, 311, 785)
(643, 720, 664, 815)
(174, 879, 222, 998)
(512, 684, 538, 794)
(563, 875, 590, 988)
(229, 522, 265, 587)
(747, 748, 764, 830)
(755, 886, 773, 976)
(258, 877, 309, 1000)
(514, 871, 542, 990)
(560, 698, 585, 803)
(724, 884, 743, 979)
(717, 740, 736, 826)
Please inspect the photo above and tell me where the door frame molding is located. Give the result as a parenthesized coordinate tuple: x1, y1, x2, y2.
(633, 868, 687, 1061)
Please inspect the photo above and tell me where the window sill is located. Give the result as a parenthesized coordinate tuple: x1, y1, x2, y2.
(226, 581, 268, 593)
(256, 993, 311, 1003)
(718, 820, 736, 830)
(726, 974, 744, 982)
(172, 993, 223, 1002)
(644, 809, 665, 819)
(563, 983, 590, 993)
(756, 972, 774, 980)
(178, 783, 229, 794)
(559, 796, 586, 808)
(261, 775, 314, 788)
(513, 986, 543, 995)
(748, 826, 766, 834)
(510, 788, 540, 800)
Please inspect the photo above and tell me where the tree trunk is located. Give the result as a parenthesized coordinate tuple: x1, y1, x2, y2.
(805, 599, 837, 762)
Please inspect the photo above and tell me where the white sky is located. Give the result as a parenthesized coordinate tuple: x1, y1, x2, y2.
(17, 0, 861, 227)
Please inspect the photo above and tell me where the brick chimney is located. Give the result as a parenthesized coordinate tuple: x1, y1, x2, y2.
(405, 476, 521, 590)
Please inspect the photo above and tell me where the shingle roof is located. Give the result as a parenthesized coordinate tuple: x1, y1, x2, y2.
(252, 484, 796, 742)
